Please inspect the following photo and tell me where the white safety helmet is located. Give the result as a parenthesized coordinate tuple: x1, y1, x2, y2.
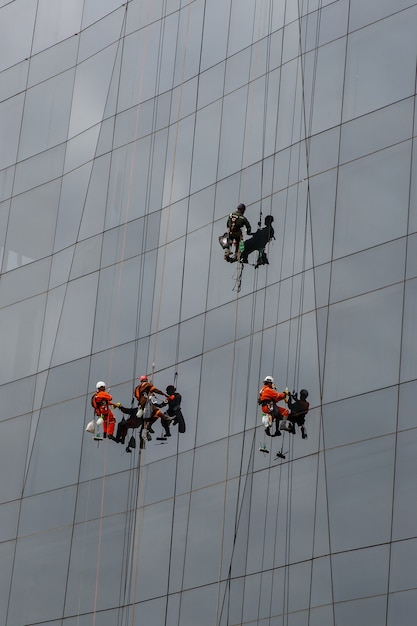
(263, 375, 274, 384)
(96, 381, 106, 390)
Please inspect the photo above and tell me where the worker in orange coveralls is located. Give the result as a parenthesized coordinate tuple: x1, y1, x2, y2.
(91, 381, 120, 440)
(258, 375, 289, 437)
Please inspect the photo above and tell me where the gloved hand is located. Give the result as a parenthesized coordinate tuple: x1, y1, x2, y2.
(113, 402, 121, 408)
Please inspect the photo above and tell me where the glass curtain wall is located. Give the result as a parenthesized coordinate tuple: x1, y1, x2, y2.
(1, 0, 417, 624)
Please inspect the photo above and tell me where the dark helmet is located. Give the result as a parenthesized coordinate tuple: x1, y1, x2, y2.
(237, 203, 246, 213)
(166, 385, 176, 395)
(264, 214, 274, 225)
(300, 389, 309, 399)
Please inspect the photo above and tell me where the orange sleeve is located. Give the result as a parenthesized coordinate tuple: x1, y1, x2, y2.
(262, 388, 285, 403)
(95, 391, 113, 402)
(151, 385, 165, 396)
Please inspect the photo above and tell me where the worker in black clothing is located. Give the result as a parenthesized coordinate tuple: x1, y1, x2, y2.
(113, 404, 142, 445)
(240, 215, 274, 267)
(288, 389, 310, 438)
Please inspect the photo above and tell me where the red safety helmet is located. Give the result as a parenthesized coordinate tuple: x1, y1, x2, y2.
(139, 375, 148, 382)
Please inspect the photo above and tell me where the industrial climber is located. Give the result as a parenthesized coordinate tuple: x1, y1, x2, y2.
(287, 389, 310, 439)
(91, 381, 120, 440)
(154, 385, 186, 435)
(219, 203, 252, 263)
(240, 214, 275, 267)
(113, 380, 184, 445)
(258, 375, 289, 437)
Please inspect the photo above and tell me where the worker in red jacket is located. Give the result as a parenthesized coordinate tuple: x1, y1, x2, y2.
(258, 375, 289, 437)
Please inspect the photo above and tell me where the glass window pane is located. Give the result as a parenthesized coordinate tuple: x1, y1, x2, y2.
(69, 45, 118, 138)
(309, 170, 337, 266)
(79, 8, 124, 62)
(191, 101, 222, 193)
(225, 47, 251, 94)
(183, 484, 224, 587)
(14, 145, 66, 196)
(340, 99, 414, 165)
(4, 180, 60, 270)
(180, 225, 213, 319)
(47, 275, 97, 365)
(24, 399, 85, 495)
(0, 295, 46, 385)
(228, 0, 256, 57)
(0, 541, 17, 626)
(398, 380, 417, 431)
(324, 286, 403, 402)
(64, 516, 125, 615)
(198, 63, 225, 109)
(82, 0, 122, 28)
(192, 440, 227, 490)
(32, 0, 83, 53)
(326, 438, 394, 552)
(334, 142, 411, 256)
(1, 377, 35, 421)
(334, 596, 388, 626)
(196, 345, 234, 446)
(390, 537, 417, 592)
(323, 389, 396, 449)
(400, 279, 417, 383)
(332, 545, 389, 602)
(43, 359, 90, 407)
(387, 589, 417, 626)
(0, 94, 24, 170)
(305, 39, 346, 135)
(28, 36, 79, 87)
(70, 236, 102, 280)
(0, 60, 29, 102)
(8, 528, 71, 624)
(330, 240, 406, 303)
(308, 127, 340, 176)
(19, 487, 76, 536)
(0, 416, 29, 503)
(0, 257, 50, 309)
(343, 11, 417, 121)
(349, 0, 417, 31)
(0, 501, 19, 542)
(218, 87, 247, 179)
(0, 0, 37, 72)
(392, 430, 417, 540)
(179, 585, 218, 624)
(19, 71, 74, 160)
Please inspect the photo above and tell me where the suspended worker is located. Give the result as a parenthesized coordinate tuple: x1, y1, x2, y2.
(154, 385, 186, 436)
(288, 389, 310, 439)
(91, 381, 120, 440)
(113, 404, 142, 445)
(220, 203, 252, 263)
(258, 375, 289, 437)
(240, 214, 275, 267)
(134, 375, 171, 440)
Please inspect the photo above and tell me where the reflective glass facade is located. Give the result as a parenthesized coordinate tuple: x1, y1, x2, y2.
(1, 1, 417, 624)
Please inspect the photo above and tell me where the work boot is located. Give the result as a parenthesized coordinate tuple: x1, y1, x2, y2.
(271, 429, 281, 437)
(264, 426, 271, 437)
